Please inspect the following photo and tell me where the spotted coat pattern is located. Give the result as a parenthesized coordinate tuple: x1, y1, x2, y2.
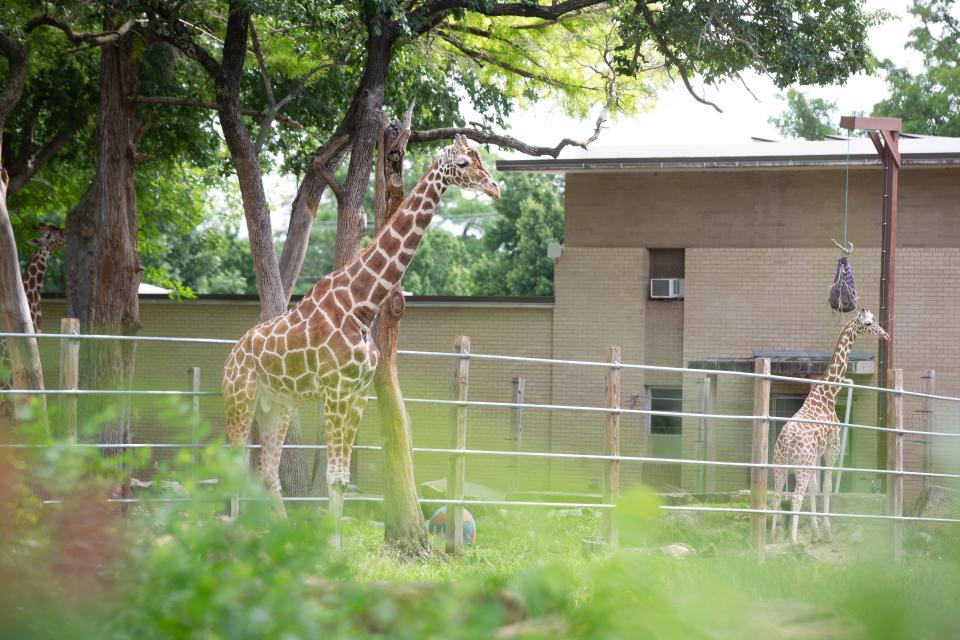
(222, 136, 500, 533)
(769, 309, 890, 544)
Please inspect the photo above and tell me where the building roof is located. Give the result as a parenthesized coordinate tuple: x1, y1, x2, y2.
(496, 135, 960, 173)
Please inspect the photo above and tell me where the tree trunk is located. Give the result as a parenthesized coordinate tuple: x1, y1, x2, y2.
(214, 7, 312, 500)
(0, 32, 46, 430)
(0, 169, 48, 431)
(372, 113, 429, 554)
(64, 26, 141, 482)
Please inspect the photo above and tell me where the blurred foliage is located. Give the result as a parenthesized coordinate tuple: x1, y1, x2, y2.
(2, 403, 958, 639)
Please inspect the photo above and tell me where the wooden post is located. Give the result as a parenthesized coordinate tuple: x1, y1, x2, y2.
(602, 346, 621, 547)
(58, 318, 80, 441)
(704, 373, 718, 492)
(696, 375, 712, 493)
(446, 336, 470, 555)
(511, 377, 525, 494)
(750, 358, 771, 554)
(888, 368, 904, 562)
(919, 370, 935, 494)
(187, 367, 201, 468)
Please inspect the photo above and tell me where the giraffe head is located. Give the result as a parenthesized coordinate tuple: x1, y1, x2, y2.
(854, 308, 889, 341)
(439, 135, 501, 198)
(27, 223, 65, 251)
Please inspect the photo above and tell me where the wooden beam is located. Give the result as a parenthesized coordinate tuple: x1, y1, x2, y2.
(750, 358, 771, 555)
(881, 129, 901, 167)
(839, 115, 902, 132)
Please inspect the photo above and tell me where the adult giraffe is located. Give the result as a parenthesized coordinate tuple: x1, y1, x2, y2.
(769, 309, 889, 545)
(223, 136, 499, 543)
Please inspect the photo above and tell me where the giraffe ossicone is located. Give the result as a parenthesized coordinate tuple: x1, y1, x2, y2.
(769, 308, 889, 545)
(222, 135, 500, 544)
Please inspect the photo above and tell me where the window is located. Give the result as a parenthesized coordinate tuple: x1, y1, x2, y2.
(648, 249, 685, 279)
(648, 387, 682, 436)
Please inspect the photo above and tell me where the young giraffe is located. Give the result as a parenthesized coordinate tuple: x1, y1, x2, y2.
(769, 309, 889, 545)
(0, 224, 65, 397)
(222, 136, 500, 543)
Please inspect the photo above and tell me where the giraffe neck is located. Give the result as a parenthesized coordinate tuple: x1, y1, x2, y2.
(814, 318, 858, 408)
(24, 248, 55, 332)
(345, 159, 446, 325)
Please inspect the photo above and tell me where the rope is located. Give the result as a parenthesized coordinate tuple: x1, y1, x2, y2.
(843, 131, 851, 247)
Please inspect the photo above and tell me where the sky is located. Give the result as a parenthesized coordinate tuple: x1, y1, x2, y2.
(263, 0, 926, 235)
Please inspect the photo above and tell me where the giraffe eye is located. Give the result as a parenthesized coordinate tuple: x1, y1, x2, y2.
(456, 158, 469, 168)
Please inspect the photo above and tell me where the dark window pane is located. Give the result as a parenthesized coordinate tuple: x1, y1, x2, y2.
(649, 387, 682, 435)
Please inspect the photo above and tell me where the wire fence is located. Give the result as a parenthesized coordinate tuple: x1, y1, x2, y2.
(2, 329, 959, 550)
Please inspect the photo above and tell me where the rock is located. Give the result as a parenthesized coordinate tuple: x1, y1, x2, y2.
(547, 508, 582, 519)
(915, 531, 933, 546)
(699, 542, 718, 557)
(659, 543, 696, 558)
(915, 484, 960, 530)
(370, 520, 384, 529)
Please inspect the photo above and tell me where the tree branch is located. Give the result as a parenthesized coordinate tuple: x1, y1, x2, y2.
(6, 109, 89, 196)
(133, 96, 304, 128)
(25, 16, 137, 47)
(637, 2, 721, 113)
(410, 108, 607, 158)
(412, 0, 608, 35)
(436, 31, 591, 91)
(0, 32, 28, 135)
(146, 10, 224, 84)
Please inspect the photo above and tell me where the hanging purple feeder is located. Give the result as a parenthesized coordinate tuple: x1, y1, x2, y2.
(829, 253, 857, 313)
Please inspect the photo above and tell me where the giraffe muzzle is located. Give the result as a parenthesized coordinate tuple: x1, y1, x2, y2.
(483, 181, 501, 199)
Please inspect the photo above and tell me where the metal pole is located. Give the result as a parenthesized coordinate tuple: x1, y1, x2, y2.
(888, 368, 904, 562)
(750, 358, 771, 555)
(58, 318, 80, 441)
(446, 336, 470, 555)
(602, 346, 621, 547)
(834, 378, 854, 494)
(511, 377, 525, 494)
(187, 367, 200, 469)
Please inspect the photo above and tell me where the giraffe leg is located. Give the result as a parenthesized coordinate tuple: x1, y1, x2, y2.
(770, 465, 787, 544)
(808, 470, 822, 543)
(255, 395, 292, 518)
(324, 392, 367, 549)
(790, 471, 812, 545)
(822, 433, 840, 543)
(225, 388, 255, 520)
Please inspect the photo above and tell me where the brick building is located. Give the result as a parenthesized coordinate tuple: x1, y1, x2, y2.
(497, 137, 960, 498)
(35, 138, 960, 499)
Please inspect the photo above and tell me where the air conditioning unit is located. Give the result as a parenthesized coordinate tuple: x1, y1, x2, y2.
(650, 277, 684, 300)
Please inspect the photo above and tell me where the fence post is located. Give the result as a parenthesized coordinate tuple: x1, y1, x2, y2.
(511, 377, 525, 494)
(187, 367, 201, 468)
(696, 375, 712, 493)
(447, 336, 470, 555)
(919, 369, 935, 494)
(705, 373, 718, 492)
(750, 358, 771, 554)
(58, 318, 80, 441)
(888, 368, 904, 562)
(602, 346, 621, 547)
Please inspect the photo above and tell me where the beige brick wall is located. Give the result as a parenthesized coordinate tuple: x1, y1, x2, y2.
(549, 247, 648, 493)
(36, 298, 554, 494)
(565, 167, 960, 249)
(680, 248, 960, 499)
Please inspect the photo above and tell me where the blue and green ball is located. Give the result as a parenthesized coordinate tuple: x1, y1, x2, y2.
(427, 506, 477, 545)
